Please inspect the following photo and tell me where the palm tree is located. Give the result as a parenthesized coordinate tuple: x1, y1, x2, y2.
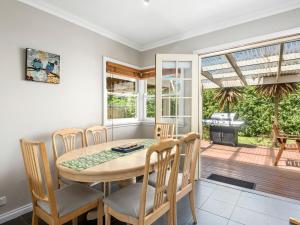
(256, 83, 298, 124)
(214, 87, 242, 112)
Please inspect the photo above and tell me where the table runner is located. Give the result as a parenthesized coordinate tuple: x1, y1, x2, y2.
(60, 139, 156, 171)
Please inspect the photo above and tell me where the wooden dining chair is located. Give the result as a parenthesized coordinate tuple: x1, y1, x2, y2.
(85, 125, 108, 146)
(154, 123, 175, 140)
(20, 138, 103, 225)
(148, 132, 200, 224)
(85, 125, 110, 195)
(52, 128, 86, 188)
(103, 139, 180, 225)
(272, 122, 300, 166)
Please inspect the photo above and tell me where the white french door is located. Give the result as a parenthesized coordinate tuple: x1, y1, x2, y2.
(155, 54, 199, 137)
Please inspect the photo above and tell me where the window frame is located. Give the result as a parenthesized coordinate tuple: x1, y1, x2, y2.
(143, 78, 156, 122)
(103, 57, 155, 126)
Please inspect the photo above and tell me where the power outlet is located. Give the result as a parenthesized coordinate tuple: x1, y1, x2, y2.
(0, 196, 7, 207)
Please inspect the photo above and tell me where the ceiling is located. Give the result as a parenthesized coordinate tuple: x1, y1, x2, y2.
(19, 0, 300, 51)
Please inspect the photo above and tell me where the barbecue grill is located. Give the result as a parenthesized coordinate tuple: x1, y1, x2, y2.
(203, 113, 245, 146)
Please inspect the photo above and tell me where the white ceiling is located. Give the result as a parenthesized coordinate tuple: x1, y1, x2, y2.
(18, 0, 300, 51)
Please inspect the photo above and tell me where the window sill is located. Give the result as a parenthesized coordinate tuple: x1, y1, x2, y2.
(104, 119, 155, 127)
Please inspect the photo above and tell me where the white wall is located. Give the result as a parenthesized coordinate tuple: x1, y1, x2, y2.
(140, 8, 300, 67)
(0, 0, 142, 216)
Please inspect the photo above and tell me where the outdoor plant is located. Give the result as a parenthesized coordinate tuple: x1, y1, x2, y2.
(214, 87, 243, 112)
(255, 83, 298, 124)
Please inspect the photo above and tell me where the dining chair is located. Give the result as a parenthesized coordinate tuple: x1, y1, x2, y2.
(154, 123, 175, 140)
(103, 138, 180, 225)
(20, 138, 103, 225)
(85, 125, 108, 146)
(148, 132, 200, 224)
(85, 125, 110, 195)
(52, 128, 86, 188)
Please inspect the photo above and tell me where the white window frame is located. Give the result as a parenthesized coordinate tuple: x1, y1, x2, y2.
(103, 57, 141, 125)
(103, 56, 155, 125)
(143, 78, 155, 122)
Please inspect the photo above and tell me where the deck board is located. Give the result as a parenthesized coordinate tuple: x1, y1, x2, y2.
(200, 154, 300, 201)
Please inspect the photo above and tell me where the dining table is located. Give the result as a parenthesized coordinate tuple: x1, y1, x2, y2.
(56, 139, 157, 185)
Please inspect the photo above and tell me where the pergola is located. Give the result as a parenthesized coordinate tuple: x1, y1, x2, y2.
(200, 34, 300, 89)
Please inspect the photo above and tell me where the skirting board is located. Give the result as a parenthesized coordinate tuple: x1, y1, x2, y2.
(0, 203, 32, 224)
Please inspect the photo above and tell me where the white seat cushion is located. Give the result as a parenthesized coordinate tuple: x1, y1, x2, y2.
(148, 171, 183, 191)
(103, 183, 156, 218)
(37, 183, 103, 217)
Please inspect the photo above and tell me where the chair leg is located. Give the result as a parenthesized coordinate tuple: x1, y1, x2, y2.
(72, 217, 78, 225)
(290, 217, 300, 225)
(105, 206, 111, 225)
(274, 139, 286, 166)
(167, 209, 174, 225)
(98, 200, 104, 225)
(31, 212, 38, 225)
(189, 190, 197, 224)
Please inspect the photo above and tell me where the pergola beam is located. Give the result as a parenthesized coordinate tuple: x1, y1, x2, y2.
(225, 53, 248, 86)
(201, 70, 223, 87)
(276, 43, 284, 82)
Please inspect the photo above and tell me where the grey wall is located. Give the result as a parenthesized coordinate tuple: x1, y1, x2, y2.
(140, 8, 300, 67)
(0, 0, 142, 215)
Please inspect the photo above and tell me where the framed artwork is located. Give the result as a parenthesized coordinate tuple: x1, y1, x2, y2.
(25, 48, 60, 84)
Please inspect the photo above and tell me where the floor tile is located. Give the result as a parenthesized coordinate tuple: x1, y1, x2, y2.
(201, 198, 235, 218)
(237, 191, 269, 214)
(194, 183, 215, 207)
(267, 197, 300, 221)
(231, 207, 268, 225)
(227, 221, 244, 225)
(267, 216, 290, 225)
(186, 209, 228, 225)
(211, 186, 241, 204)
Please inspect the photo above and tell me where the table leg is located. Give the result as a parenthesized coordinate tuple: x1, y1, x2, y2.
(274, 138, 286, 166)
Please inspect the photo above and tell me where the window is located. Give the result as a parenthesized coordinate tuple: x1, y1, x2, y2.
(106, 74, 138, 120)
(144, 77, 155, 119)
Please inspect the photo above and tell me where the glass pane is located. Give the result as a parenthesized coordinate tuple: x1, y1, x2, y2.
(178, 61, 192, 78)
(177, 117, 191, 135)
(162, 97, 176, 116)
(107, 76, 136, 93)
(146, 97, 155, 118)
(146, 77, 155, 96)
(162, 61, 176, 79)
(107, 95, 136, 119)
(177, 98, 192, 116)
(161, 117, 176, 124)
(162, 79, 176, 96)
(176, 80, 192, 97)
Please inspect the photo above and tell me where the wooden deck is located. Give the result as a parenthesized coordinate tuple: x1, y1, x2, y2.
(200, 141, 300, 201)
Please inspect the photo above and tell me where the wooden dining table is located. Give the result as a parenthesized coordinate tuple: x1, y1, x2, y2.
(56, 139, 156, 184)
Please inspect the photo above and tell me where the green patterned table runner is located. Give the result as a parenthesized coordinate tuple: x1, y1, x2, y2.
(60, 139, 156, 171)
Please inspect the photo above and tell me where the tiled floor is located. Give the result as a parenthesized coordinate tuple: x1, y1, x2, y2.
(3, 179, 300, 225)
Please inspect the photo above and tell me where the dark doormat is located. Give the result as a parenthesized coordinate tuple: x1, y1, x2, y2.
(207, 174, 256, 190)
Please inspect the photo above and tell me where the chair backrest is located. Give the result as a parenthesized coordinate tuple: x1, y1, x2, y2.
(20, 139, 58, 216)
(52, 128, 86, 161)
(154, 123, 175, 140)
(179, 132, 200, 189)
(85, 125, 108, 146)
(139, 139, 180, 220)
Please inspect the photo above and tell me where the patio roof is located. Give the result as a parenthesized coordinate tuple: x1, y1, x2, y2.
(200, 34, 300, 89)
